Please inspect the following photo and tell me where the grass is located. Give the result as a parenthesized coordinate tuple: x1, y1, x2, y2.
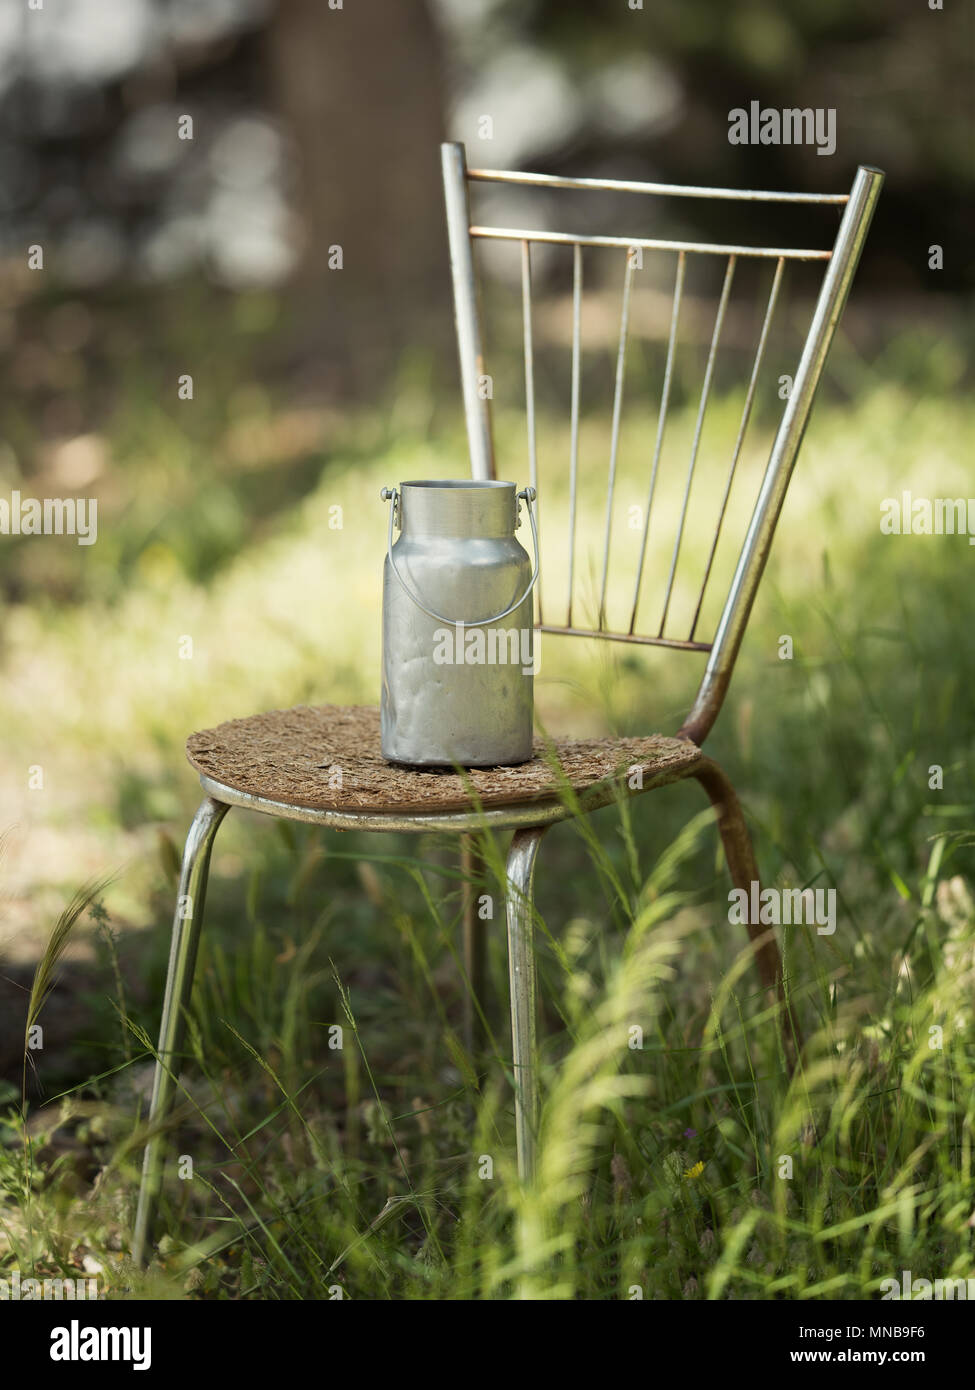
(0, 290, 973, 1299)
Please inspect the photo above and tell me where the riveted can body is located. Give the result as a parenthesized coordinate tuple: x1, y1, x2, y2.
(381, 480, 534, 767)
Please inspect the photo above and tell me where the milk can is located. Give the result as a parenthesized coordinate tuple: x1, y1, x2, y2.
(380, 480, 538, 767)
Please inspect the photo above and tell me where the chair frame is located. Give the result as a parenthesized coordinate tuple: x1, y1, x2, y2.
(132, 144, 882, 1266)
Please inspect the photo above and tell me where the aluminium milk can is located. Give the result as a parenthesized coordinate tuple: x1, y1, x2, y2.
(380, 479, 538, 767)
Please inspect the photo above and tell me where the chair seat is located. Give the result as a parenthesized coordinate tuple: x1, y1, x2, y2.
(186, 704, 701, 818)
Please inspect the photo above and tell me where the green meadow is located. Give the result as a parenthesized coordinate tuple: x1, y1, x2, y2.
(1, 288, 973, 1299)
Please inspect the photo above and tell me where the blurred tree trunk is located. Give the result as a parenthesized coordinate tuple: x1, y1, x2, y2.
(267, 0, 451, 397)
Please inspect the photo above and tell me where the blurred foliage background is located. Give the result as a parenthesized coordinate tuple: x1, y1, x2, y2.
(1, 0, 972, 1062)
(0, 0, 973, 1298)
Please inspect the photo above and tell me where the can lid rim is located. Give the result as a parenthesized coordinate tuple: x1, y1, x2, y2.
(399, 479, 516, 490)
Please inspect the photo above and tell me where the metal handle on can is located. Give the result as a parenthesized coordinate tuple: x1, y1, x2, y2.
(381, 485, 539, 628)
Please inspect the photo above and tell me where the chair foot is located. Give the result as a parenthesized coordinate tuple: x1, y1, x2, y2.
(132, 796, 229, 1268)
(693, 758, 802, 1070)
(505, 825, 548, 1182)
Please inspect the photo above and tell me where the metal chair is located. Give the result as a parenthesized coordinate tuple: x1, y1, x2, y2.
(132, 142, 882, 1265)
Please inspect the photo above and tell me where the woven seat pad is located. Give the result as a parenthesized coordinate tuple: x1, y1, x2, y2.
(185, 704, 700, 816)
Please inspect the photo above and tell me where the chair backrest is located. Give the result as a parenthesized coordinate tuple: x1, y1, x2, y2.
(440, 142, 882, 746)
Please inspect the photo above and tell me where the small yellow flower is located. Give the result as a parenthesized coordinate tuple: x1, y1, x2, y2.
(684, 1160, 705, 1180)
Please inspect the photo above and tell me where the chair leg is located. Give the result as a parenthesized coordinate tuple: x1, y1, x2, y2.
(692, 759, 801, 1069)
(132, 796, 230, 1267)
(505, 825, 547, 1182)
(461, 832, 489, 1059)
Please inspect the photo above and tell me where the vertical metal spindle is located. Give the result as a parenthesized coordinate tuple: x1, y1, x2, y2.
(598, 246, 636, 630)
(658, 254, 736, 638)
(628, 250, 685, 635)
(521, 239, 541, 624)
(567, 242, 582, 628)
(689, 257, 785, 643)
(680, 166, 884, 746)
